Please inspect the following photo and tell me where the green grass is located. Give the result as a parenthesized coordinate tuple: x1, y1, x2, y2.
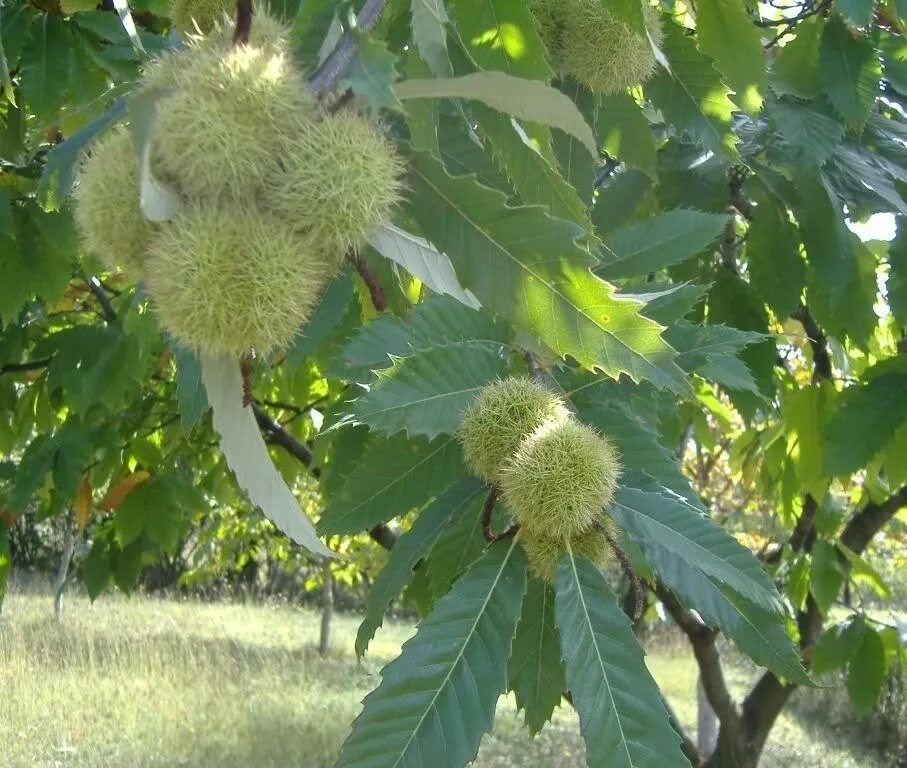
(0, 583, 889, 768)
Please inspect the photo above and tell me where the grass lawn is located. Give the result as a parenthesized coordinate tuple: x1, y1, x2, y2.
(0, 582, 891, 768)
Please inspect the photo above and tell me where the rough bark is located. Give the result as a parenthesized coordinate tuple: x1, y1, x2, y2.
(54, 516, 75, 622)
(698, 676, 720, 760)
(319, 559, 334, 655)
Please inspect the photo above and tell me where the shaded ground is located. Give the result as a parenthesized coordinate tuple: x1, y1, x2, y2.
(0, 585, 889, 768)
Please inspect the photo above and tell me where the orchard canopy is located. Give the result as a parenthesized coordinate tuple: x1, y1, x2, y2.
(1, 1, 907, 768)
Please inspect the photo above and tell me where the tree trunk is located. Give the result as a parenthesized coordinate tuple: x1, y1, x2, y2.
(698, 675, 720, 760)
(319, 559, 334, 655)
(54, 516, 75, 622)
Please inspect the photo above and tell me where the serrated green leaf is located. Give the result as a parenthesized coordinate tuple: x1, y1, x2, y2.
(554, 552, 689, 768)
(824, 370, 907, 475)
(781, 384, 834, 499)
(795, 171, 856, 313)
(508, 577, 566, 736)
(839, 543, 890, 597)
(286, 269, 356, 365)
(847, 626, 887, 717)
(786, 554, 811, 611)
(594, 92, 657, 178)
(813, 615, 867, 674)
(826, 139, 907, 216)
(888, 223, 907, 325)
(368, 223, 480, 310)
(21, 15, 73, 124)
(837, 0, 875, 26)
(339, 342, 509, 439)
(38, 97, 127, 211)
(340, 295, 507, 377)
(200, 353, 331, 558)
(665, 322, 764, 393)
(810, 237, 879, 347)
(425, 493, 490, 597)
(0, 13, 14, 106)
(810, 539, 844, 614)
(0, 190, 8, 235)
(663, 567, 810, 685)
(337, 539, 527, 768)
(396, 72, 597, 157)
(639, 283, 707, 325)
(879, 29, 907, 94)
(819, 14, 881, 130)
(290, 0, 335, 68)
(319, 433, 464, 534)
(0, 2, 31, 78)
(173, 345, 208, 430)
(406, 150, 690, 393)
(39, 324, 146, 415)
(746, 179, 806, 318)
(412, 0, 452, 77)
(696, 0, 766, 112)
(770, 16, 823, 98)
(647, 22, 738, 158)
(592, 169, 653, 234)
(341, 35, 402, 111)
(52, 421, 93, 498)
(598, 208, 728, 279)
(447, 0, 550, 79)
(767, 97, 845, 167)
(476, 105, 591, 227)
(355, 476, 485, 658)
(80, 535, 113, 599)
(611, 484, 784, 615)
(0, 206, 76, 323)
(114, 478, 153, 547)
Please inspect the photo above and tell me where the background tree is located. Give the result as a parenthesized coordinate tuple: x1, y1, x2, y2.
(0, 1, 906, 768)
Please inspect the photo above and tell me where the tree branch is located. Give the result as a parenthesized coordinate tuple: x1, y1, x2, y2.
(251, 401, 401, 552)
(656, 583, 743, 745)
(82, 274, 117, 323)
(233, 0, 253, 44)
(251, 402, 318, 474)
(840, 484, 907, 555)
(0, 358, 52, 376)
(791, 305, 832, 382)
(308, 0, 389, 96)
(369, 522, 398, 551)
(350, 252, 388, 312)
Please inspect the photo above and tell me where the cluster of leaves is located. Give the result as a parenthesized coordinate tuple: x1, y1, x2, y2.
(2, 0, 907, 766)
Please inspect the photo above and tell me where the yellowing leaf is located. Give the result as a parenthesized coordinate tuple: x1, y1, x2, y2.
(74, 473, 93, 529)
(100, 470, 151, 511)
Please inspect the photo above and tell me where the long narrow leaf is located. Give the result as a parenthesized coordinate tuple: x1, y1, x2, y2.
(200, 353, 332, 558)
(337, 539, 528, 768)
(555, 553, 690, 768)
(508, 577, 566, 735)
(611, 484, 783, 615)
(355, 476, 485, 657)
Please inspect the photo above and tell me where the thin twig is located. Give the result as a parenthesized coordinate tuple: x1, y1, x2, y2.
(240, 357, 254, 408)
(82, 274, 117, 322)
(0, 358, 52, 376)
(350, 252, 388, 312)
(309, 0, 389, 97)
(601, 524, 643, 621)
(523, 350, 545, 384)
(791, 305, 832, 382)
(481, 487, 501, 542)
(233, 0, 253, 44)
